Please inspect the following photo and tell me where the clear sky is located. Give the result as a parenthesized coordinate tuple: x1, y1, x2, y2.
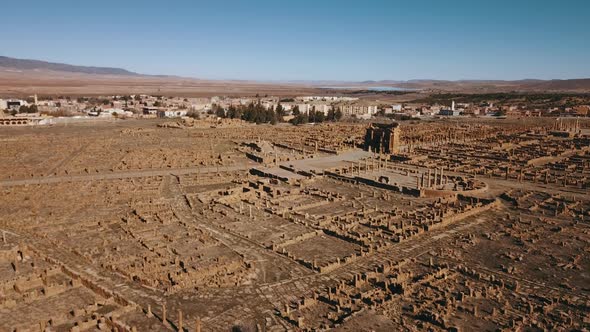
(1, 0, 589, 81)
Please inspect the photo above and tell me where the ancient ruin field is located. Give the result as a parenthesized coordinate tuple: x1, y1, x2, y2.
(1, 118, 589, 331)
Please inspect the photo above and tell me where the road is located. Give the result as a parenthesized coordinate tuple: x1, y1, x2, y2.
(0, 164, 252, 187)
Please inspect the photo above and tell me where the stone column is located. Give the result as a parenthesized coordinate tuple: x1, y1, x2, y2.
(178, 310, 183, 331)
(436, 168, 440, 187)
(195, 317, 201, 332)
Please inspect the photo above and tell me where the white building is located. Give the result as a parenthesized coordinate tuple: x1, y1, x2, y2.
(338, 103, 378, 117)
(157, 109, 188, 118)
(438, 109, 461, 116)
(5, 99, 27, 110)
(313, 104, 332, 115)
(297, 104, 312, 114)
(98, 108, 134, 117)
(191, 103, 210, 111)
(299, 96, 358, 102)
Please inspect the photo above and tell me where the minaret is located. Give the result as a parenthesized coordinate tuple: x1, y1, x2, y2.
(34, 94, 38, 105)
(451, 100, 455, 111)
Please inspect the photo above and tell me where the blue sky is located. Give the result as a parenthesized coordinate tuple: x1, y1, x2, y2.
(1, 0, 588, 81)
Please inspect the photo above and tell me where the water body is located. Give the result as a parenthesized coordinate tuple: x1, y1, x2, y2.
(321, 86, 414, 91)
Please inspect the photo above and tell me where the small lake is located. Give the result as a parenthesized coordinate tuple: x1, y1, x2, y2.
(321, 86, 414, 91)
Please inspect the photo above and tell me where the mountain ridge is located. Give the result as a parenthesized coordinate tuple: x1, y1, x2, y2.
(0, 56, 140, 76)
(1, 56, 589, 94)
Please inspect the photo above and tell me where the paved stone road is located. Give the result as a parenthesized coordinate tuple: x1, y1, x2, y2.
(0, 164, 252, 187)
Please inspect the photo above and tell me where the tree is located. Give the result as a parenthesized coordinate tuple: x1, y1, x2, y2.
(186, 110, 200, 119)
(214, 104, 226, 118)
(227, 105, 241, 119)
(308, 110, 316, 123)
(308, 110, 325, 123)
(289, 113, 308, 125)
(292, 105, 300, 116)
(335, 108, 343, 120)
(232, 102, 279, 125)
(275, 103, 285, 121)
(315, 111, 325, 123)
(18, 105, 38, 114)
(327, 109, 336, 121)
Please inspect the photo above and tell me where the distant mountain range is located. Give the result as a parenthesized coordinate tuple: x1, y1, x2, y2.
(0, 56, 139, 76)
(0, 55, 589, 94)
(264, 79, 590, 93)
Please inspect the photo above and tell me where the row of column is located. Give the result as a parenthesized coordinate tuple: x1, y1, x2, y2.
(346, 157, 390, 175)
(417, 167, 446, 189)
(149, 304, 202, 332)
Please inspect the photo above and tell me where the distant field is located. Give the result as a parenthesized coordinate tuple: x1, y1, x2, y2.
(0, 69, 322, 97)
(1, 68, 589, 98)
